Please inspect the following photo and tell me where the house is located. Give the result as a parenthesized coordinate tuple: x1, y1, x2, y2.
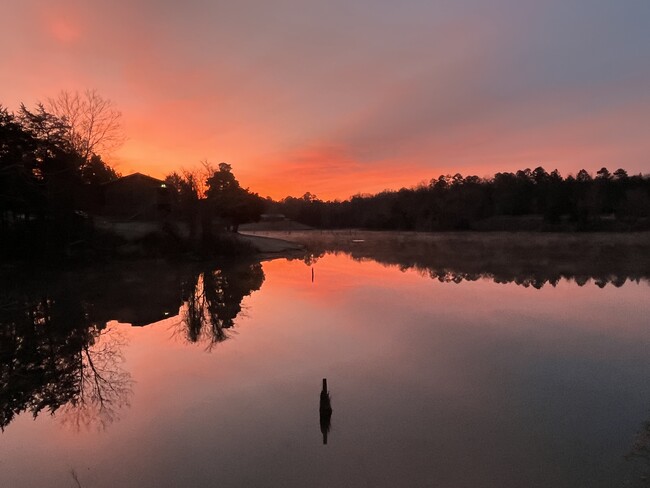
(101, 172, 172, 220)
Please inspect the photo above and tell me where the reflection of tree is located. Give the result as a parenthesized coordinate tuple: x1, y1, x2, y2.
(0, 288, 132, 431)
(59, 326, 132, 431)
(421, 268, 635, 289)
(181, 263, 265, 348)
(297, 248, 644, 289)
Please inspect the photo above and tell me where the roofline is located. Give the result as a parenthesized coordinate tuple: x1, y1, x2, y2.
(102, 172, 167, 186)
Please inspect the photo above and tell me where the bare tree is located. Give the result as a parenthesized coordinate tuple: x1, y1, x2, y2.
(189, 159, 215, 198)
(47, 89, 125, 162)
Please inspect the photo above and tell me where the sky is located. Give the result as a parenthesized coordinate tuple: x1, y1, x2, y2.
(2, 0, 650, 200)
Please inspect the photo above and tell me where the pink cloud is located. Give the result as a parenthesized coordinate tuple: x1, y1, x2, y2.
(1, 1, 649, 199)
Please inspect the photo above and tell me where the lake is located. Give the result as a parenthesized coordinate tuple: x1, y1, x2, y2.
(1, 244, 650, 487)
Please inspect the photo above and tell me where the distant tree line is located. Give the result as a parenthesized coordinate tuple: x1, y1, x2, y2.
(269, 167, 650, 231)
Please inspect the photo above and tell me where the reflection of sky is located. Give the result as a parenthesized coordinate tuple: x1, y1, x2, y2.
(2, 254, 650, 486)
(2, 1, 650, 199)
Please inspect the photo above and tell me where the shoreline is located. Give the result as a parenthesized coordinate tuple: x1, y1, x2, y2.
(239, 229, 650, 285)
(239, 228, 650, 247)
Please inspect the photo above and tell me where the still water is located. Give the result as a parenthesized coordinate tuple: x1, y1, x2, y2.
(1, 252, 650, 487)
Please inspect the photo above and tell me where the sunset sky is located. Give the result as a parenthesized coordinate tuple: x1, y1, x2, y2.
(2, 0, 650, 200)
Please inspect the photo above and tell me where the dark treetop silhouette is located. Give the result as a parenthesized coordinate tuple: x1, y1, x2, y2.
(1, 102, 120, 260)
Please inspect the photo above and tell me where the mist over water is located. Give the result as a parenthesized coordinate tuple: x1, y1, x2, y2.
(1, 250, 650, 487)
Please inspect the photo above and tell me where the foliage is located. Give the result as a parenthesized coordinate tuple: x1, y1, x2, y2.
(204, 163, 264, 231)
(269, 167, 650, 231)
(82, 154, 121, 185)
(0, 101, 121, 259)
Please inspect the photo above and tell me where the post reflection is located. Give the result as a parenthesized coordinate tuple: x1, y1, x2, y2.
(319, 378, 332, 445)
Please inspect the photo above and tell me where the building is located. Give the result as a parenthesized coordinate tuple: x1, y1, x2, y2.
(101, 172, 173, 220)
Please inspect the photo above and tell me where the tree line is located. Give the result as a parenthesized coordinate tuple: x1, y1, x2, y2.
(1, 92, 264, 260)
(4, 90, 650, 263)
(1, 93, 122, 258)
(269, 167, 650, 231)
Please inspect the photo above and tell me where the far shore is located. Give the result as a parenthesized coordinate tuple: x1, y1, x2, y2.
(239, 228, 650, 249)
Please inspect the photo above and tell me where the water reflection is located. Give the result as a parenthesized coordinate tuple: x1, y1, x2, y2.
(319, 378, 332, 445)
(300, 250, 648, 289)
(0, 289, 132, 431)
(0, 260, 265, 431)
(1, 251, 650, 487)
(180, 263, 265, 348)
(3, 242, 643, 435)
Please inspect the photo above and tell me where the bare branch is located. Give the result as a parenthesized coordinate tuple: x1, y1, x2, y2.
(47, 89, 125, 162)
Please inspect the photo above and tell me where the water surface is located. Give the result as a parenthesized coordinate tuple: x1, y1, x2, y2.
(1, 253, 650, 487)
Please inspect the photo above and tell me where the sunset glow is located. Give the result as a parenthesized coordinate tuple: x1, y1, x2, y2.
(3, 0, 649, 199)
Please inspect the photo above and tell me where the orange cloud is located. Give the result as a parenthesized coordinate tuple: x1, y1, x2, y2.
(240, 144, 434, 201)
(2, 1, 649, 201)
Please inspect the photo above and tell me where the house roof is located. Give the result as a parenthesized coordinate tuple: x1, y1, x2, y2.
(103, 172, 167, 187)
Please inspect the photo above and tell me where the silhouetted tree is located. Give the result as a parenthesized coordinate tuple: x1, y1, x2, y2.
(1, 100, 121, 258)
(47, 89, 124, 164)
(0, 106, 43, 235)
(205, 163, 263, 231)
(82, 154, 120, 185)
(165, 170, 201, 238)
